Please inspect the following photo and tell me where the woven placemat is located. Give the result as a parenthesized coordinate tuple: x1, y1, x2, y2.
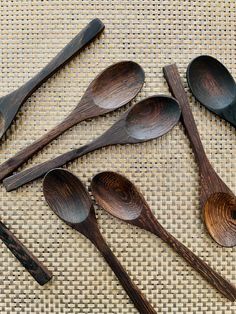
(0, 1, 235, 313)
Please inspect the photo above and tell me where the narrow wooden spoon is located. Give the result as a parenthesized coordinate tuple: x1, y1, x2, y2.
(91, 171, 236, 302)
(163, 63, 236, 248)
(0, 18, 104, 140)
(0, 220, 52, 285)
(0, 60, 144, 181)
(4, 95, 181, 191)
(187, 55, 236, 127)
(43, 168, 157, 314)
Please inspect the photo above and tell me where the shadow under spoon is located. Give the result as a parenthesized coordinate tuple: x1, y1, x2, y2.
(187, 55, 236, 127)
(43, 168, 157, 314)
(0, 220, 52, 285)
(4, 95, 181, 191)
(0, 18, 105, 141)
(163, 63, 236, 248)
(0, 60, 144, 181)
(91, 171, 236, 302)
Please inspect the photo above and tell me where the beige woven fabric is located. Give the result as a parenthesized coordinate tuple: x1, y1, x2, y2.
(0, 0, 235, 313)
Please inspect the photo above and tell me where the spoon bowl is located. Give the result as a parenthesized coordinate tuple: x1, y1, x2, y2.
(43, 168, 157, 314)
(91, 171, 236, 301)
(187, 55, 236, 127)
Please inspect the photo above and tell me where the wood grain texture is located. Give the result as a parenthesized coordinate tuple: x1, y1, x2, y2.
(43, 169, 156, 314)
(0, 18, 104, 140)
(91, 171, 236, 302)
(0, 61, 144, 181)
(3, 95, 181, 191)
(163, 63, 236, 247)
(187, 55, 236, 127)
(0, 221, 52, 285)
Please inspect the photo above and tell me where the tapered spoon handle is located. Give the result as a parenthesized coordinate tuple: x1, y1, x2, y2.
(163, 64, 209, 169)
(3, 139, 103, 191)
(0, 221, 52, 285)
(151, 222, 236, 301)
(18, 19, 104, 102)
(93, 237, 156, 314)
(0, 112, 85, 181)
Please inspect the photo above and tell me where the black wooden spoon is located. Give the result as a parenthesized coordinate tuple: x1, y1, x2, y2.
(0, 18, 104, 139)
(187, 55, 236, 127)
(43, 168, 157, 314)
(4, 95, 181, 191)
(91, 171, 236, 302)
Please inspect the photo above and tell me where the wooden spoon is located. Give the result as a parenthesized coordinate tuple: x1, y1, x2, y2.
(0, 18, 104, 140)
(43, 168, 157, 314)
(187, 55, 236, 127)
(0, 220, 52, 285)
(0, 60, 144, 181)
(91, 171, 236, 302)
(163, 63, 236, 248)
(4, 95, 181, 191)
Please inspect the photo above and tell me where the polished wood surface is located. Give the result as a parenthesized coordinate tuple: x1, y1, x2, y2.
(4, 95, 181, 191)
(187, 55, 236, 127)
(0, 60, 144, 181)
(91, 171, 236, 302)
(0, 220, 52, 285)
(163, 63, 236, 247)
(43, 168, 156, 314)
(0, 19, 105, 140)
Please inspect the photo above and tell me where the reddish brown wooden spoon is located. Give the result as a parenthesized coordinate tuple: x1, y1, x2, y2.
(91, 171, 236, 302)
(0, 60, 144, 181)
(43, 168, 157, 314)
(3, 95, 181, 191)
(163, 63, 236, 248)
(0, 19, 104, 140)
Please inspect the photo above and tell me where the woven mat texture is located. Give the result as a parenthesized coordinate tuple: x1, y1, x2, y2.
(0, 1, 235, 313)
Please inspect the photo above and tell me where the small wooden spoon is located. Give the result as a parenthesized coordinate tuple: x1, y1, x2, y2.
(0, 18, 104, 140)
(187, 55, 236, 127)
(0, 60, 144, 181)
(163, 64, 236, 248)
(43, 168, 157, 314)
(0, 220, 52, 285)
(4, 95, 181, 191)
(91, 171, 236, 302)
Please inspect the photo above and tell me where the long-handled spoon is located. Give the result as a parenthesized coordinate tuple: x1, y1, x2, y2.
(43, 168, 157, 314)
(0, 18, 105, 140)
(0, 60, 144, 181)
(0, 220, 52, 285)
(91, 171, 236, 302)
(3, 95, 181, 191)
(187, 55, 236, 127)
(163, 64, 236, 247)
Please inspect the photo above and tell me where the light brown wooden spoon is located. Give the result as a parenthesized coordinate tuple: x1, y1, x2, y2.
(91, 171, 236, 302)
(43, 168, 157, 314)
(0, 60, 144, 181)
(3, 95, 181, 191)
(163, 63, 236, 248)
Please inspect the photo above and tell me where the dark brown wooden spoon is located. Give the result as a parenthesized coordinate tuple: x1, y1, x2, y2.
(187, 55, 236, 127)
(91, 171, 236, 302)
(163, 63, 236, 248)
(0, 220, 52, 285)
(0, 18, 104, 140)
(4, 95, 181, 191)
(0, 60, 144, 181)
(43, 168, 156, 314)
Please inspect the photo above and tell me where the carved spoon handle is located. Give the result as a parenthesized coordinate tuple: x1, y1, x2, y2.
(0, 221, 52, 285)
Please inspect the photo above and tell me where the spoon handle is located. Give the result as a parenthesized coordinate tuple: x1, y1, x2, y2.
(0, 221, 52, 285)
(93, 236, 156, 314)
(3, 138, 104, 191)
(16, 19, 104, 104)
(151, 221, 236, 301)
(163, 64, 210, 172)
